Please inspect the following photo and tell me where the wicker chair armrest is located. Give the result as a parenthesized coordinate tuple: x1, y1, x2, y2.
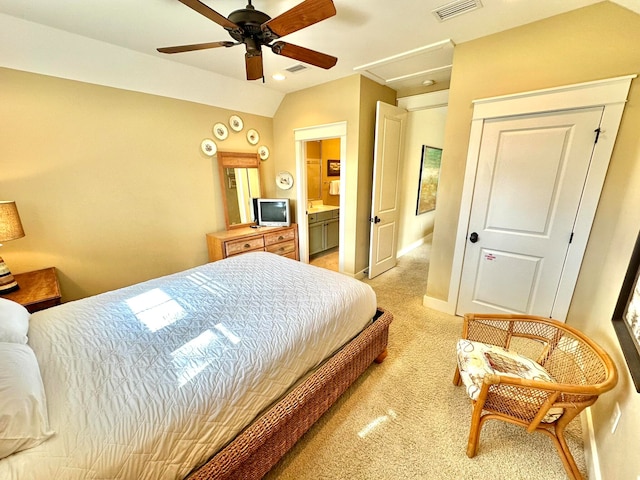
(485, 371, 606, 396)
(484, 373, 557, 390)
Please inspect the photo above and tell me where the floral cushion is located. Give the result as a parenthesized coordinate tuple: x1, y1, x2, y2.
(456, 339, 562, 423)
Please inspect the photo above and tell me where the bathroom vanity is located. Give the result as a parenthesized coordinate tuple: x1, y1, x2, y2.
(308, 205, 339, 256)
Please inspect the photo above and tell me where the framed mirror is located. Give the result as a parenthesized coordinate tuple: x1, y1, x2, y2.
(217, 151, 261, 230)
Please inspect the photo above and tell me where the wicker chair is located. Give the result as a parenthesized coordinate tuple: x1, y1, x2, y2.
(453, 313, 618, 480)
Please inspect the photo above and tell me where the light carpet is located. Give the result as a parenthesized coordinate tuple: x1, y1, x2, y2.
(265, 242, 586, 479)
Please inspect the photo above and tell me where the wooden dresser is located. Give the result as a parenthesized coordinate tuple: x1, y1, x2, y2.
(206, 224, 299, 262)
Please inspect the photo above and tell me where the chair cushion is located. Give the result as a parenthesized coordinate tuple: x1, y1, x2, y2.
(456, 339, 562, 423)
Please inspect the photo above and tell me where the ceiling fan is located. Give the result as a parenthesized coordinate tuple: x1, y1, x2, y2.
(158, 0, 338, 81)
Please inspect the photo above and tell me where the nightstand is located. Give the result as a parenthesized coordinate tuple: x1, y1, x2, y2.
(1, 267, 62, 313)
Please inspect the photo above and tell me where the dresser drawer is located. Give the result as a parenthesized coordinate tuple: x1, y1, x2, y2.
(264, 228, 296, 246)
(225, 236, 265, 256)
(266, 240, 296, 256)
(207, 224, 299, 262)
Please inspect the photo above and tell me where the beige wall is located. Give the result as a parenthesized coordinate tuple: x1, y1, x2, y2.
(426, 2, 640, 477)
(303, 138, 341, 206)
(397, 106, 447, 253)
(321, 138, 341, 207)
(0, 67, 273, 300)
(272, 74, 395, 275)
(2, 67, 394, 295)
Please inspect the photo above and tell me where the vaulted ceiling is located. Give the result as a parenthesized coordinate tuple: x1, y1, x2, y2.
(2, 0, 636, 98)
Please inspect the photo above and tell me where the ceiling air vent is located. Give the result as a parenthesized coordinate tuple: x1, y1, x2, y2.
(285, 64, 308, 74)
(432, 0, 482, 22)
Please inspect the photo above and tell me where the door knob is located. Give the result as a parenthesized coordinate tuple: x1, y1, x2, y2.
(370, 216, 381, 224)
(469, 232, 479, 243)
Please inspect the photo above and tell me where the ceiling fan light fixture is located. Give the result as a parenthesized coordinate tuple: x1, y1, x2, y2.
(158, 0, 338, 81)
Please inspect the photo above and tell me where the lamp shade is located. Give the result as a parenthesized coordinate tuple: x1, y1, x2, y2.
(0, 201, 25, 243)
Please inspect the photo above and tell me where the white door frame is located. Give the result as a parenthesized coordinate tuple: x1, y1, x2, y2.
(424, 74, 636, 317)
(294, 122, 347, 269)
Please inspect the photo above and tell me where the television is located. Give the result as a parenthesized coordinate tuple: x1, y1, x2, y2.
(254, 198, 291, 227)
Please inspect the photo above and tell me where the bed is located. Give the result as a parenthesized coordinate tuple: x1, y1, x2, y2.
(0, 252, 392, 479)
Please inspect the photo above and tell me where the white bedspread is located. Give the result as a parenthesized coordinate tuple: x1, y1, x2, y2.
(0, 252, 376, 479)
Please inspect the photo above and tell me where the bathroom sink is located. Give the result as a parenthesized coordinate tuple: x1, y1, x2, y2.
(307, 205, 339, 214)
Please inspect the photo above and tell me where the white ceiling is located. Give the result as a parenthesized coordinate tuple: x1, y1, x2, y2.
(0, 0, 637, 95)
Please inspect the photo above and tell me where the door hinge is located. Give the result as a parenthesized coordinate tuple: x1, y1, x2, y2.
(594, 127, 601, 144)
(569, 232, 574, 244)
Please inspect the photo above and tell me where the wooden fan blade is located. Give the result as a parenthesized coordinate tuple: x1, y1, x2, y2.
(178, 0, 239, 30)
(245, 54, 263, 81)
(271, 41, 337, 69)
(157, 41, 235, 54)
(262, 0, 336, 38)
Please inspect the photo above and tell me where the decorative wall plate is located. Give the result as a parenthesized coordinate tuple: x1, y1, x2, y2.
(229, 115, 244, 132)
(213, 123, 228, 140)
(201, 138, 217, 156)
(258, 145, 270, 161)
(276, 171, 294, 190)
(246, 128, 260, 145)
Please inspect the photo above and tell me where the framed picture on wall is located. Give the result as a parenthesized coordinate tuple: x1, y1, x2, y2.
(416, 145, 442, 215)
(612, 229, 640, 392)
(327, 159, 341, 177)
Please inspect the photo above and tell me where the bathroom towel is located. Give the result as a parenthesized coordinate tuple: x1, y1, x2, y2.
(329, 180, 340, 195)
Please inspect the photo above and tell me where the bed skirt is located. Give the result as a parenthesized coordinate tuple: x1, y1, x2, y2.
(186, 307, 393, 479)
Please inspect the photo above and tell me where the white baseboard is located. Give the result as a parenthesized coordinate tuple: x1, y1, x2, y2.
(581, 408, 601, 480)
(397, 236, 429, 258)
(423, 294, 456, 315)
(351, 269, 366, 280)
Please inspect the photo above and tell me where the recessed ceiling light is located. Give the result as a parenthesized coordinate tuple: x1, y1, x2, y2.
(422, 79, 435, 86)
(272, 73, 286, 81)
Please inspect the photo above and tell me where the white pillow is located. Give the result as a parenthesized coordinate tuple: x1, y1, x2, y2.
(0, 298, 30, 344)
(0, 343, 54, 459)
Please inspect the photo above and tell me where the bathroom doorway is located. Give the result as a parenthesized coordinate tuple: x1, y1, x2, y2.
(294, 122, 351, 272)
(305, 138, 341, 272)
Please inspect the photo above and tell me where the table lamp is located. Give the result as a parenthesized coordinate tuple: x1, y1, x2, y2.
(0, 201, 25, 294)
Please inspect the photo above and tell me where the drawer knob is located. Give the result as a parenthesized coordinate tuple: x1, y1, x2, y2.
(244, 243, 251, 248)
(278, 235, 284, 241)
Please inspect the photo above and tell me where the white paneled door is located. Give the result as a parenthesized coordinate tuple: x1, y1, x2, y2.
(369, 101, 406, 279)
(456, 107, 604, 317)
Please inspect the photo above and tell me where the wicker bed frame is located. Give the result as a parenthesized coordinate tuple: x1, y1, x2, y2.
(186, 307, 393, 480)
